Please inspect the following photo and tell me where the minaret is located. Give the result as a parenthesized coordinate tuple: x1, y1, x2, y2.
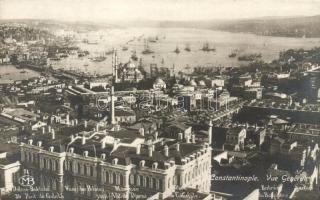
(208, 120, 213, 145)
(115, 50, 119, 83)
(112, 50, 119, 83)
(111, 86, 116, 125)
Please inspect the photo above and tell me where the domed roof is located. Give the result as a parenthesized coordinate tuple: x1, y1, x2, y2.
(154, 78, 165, 85)
(127, 61, 136, 69)
(189, 79, 197, 86)
(198, 80, 206, 86)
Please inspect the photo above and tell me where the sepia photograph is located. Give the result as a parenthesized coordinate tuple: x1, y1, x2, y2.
(1, 0, 320, 199)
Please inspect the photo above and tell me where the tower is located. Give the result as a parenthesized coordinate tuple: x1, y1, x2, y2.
(208, 120, 213, 145)
(110, 86, 116, 125)
(112, 50, 119, 83)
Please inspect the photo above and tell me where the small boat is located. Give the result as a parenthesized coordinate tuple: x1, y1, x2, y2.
(131, 51, 138, 61)
(174, 46, 180, 54)
(184, 44, 191, 52)
(50, 57, 61, 61)
(91, 56, 106, 62)
(142, 40, 154, 54)
(228, 53, 237, 58)
(122, 46, 128, 51)
(201, 42, 215, 52)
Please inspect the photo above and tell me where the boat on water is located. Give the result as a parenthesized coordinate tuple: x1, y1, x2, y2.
(229, 53, 237, 58)
(184, 44, 191, 52)
(238, 53, 262, 61)
(91, 56, 106, 62)
(201, 42, 216, 52)
(105, 50, 114, 55)
(50, 57, 61, 61)
(131, 51, 138, 61)
(122, 46, 128, 51)
(174, 46, 180, 54)
(142, 40, 154, 54)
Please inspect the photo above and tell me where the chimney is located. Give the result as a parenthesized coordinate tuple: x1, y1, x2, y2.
(96, 124, 99, 132)
(42, 127, 45, 134)
(49, 146, 54, 152)
(37, 141, 42, 147)
(71, 120, 74, 126)
(66, 114, 70, 125)
(51, 129, 55, 140)
(154, 131, 158, 140)
(84, 120, 88, 128)
(178, 133, 183, 141)
(83, 151, 88, 157)
(191, 134, 195, 143)
(148, 145, 153, 157)
(111, 86, 116, 125)
(69, 147, 74, 154)
(139, 128, 145, 136)
(75, 119, 78, 125)
(101, 153, 106, 159)
(208, 120, 213, 145)
(136, 144, 141, 155)
(176, 143, 180, 151)
(28, 139, 33, 145)
(101, 141, 106, 149)
(164, 145, 169, 157)
(82, 135, 86, 145)
(186, 135, 190, 143)
(48, 125, 51, 133)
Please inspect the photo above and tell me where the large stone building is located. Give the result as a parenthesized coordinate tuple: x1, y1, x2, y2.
(19, 86, 212, 200)
(20, 124, 212, 199)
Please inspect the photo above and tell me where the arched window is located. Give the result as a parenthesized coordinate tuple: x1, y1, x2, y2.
(130, 174, 134, 185)
(78, 163, 81, 174)
(90, 166, 94, 176)
(143, 177, 146, 187)
(146, 177, 150, 188)
(152, 178, 156, 189)
(69, 161, 73, 172)
(159, 179, 163, 190)
(56, 160, 59, 172)
(43, 158, 47, 169)
(112, 172, 117, 185)
(139, 175, 143, 187)
(105, 171, 109, 183)
(120, 174, 124, 186)
(49, 159, 53, 171)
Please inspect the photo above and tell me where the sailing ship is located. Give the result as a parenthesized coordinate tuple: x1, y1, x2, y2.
(229, 49, 238, 58)
(131, 50, 138, 61)
(184, 44, 191, 52)
(174, 46, 180, 54)
(142, 40, 154, 54)
(201, 42, 216, 52)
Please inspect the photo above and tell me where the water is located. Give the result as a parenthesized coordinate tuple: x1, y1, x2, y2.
(0, 65, 41, 84)
(49, 27, 320, 75)
(4, 27, 320, 80)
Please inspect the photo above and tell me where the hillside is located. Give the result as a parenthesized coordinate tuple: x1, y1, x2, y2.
(211, 15, 320, 38)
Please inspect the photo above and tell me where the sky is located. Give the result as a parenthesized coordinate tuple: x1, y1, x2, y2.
(0, 0, 320, 21)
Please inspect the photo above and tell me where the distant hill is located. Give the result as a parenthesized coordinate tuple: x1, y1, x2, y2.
(211, 15, 320, 38)
(123, 15, 320, 38)
(3, 16, 320, 38)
